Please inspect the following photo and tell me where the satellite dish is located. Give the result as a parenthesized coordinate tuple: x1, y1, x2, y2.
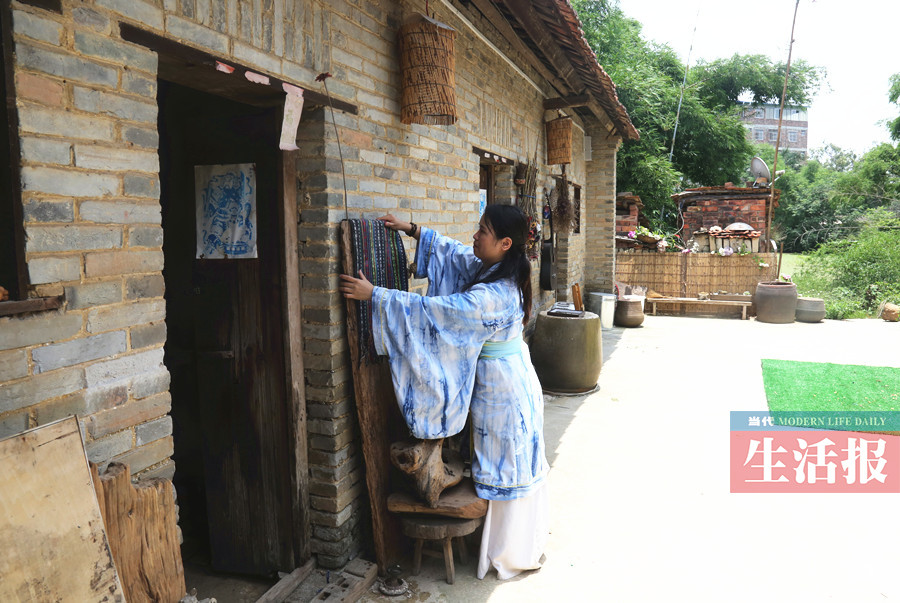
(750, 157, 771, 187)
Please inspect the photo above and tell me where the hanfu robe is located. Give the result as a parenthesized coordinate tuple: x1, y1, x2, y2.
(371, 227, 548, 501)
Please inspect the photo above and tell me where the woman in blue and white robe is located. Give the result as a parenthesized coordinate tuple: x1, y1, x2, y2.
(340, 205, 549, 580)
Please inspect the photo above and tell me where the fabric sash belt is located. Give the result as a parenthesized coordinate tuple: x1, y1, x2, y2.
(479, 336, 523, 360)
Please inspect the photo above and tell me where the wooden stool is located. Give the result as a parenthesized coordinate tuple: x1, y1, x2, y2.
(399, 515, 483, 584)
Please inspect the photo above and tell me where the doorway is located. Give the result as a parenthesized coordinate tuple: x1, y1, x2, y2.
(159, 80, 304, 577)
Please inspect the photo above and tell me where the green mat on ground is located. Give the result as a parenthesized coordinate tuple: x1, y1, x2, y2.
(762, 359, 900, 412)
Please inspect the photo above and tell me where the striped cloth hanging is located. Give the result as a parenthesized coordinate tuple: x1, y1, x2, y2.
(348, 218, 409, 363)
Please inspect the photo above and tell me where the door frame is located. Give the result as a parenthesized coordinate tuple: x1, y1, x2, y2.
(277, 151, 310, 561)
(145, 35, 312, 565)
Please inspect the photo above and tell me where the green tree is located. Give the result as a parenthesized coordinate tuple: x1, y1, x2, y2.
(832, 144, 900, 210)
(888, 73, 900, 142)
(572, 0, 822, 229)
(690, 55, 825, 111)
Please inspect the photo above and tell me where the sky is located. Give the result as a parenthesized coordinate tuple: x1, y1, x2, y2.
(615, 0, 900, 156)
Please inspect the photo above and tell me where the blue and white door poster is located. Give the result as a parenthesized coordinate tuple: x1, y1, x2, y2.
(195, 163, 257, 259)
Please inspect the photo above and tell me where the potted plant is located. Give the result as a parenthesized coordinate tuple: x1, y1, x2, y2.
(631, 225, 661, 244)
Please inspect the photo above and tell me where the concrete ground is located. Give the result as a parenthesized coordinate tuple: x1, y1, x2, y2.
(353, 315, 900, 603)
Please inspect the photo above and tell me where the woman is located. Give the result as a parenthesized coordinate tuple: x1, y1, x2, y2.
(339, 205, 549, 580)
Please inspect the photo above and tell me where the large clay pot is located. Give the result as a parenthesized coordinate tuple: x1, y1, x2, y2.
(754, 281, 798, 323)
(796, 296, 826, 323)
(529, 310, 602, 393)
(614, 298, 644, 328)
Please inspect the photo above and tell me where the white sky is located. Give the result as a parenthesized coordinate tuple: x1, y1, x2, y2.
(615, 0, 900, 155)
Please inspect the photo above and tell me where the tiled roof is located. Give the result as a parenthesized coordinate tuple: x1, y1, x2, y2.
(540, 0, 639, 140)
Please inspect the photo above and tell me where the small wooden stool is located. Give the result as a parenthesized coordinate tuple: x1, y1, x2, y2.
(399, 515, 483, 584)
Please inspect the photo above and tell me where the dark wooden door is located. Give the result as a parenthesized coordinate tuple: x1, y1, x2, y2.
(161, 81, 298, 575)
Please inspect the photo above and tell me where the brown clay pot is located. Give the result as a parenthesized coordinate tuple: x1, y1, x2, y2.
(754, 281, 798, 324)
(796, 296, 826, 323)
(614, 299, 644, 328)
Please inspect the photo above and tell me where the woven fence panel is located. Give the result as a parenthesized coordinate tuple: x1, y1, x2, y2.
(615, 251, 779, 316)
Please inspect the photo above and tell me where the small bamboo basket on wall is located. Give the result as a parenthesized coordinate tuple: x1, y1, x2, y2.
(399, 13, 457, 126)
(545, 116, 573, 165)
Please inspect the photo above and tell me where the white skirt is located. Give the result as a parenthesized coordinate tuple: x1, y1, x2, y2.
(476, 482, 550, 580)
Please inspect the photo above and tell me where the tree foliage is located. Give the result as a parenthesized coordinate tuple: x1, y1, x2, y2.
(572, 0, 822, 229)
(691, 55, 825, 111)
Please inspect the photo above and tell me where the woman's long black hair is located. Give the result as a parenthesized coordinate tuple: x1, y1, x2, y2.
(465, 204, 533, 325)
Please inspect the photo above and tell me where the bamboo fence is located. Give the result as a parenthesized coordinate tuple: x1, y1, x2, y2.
(615, 251, 779, 317)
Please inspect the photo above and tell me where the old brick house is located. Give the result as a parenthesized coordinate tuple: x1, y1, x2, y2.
(0, 0, 636, 576)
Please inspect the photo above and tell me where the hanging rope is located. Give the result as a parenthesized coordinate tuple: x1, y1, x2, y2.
(316, 72, 349, 220)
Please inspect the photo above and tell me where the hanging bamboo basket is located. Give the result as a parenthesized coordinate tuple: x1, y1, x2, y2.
(399, 13, 457, 126)
(545, 116, 573, 165)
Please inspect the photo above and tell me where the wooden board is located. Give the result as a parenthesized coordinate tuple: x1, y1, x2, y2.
(255, 558, 316, 603)
(91, 462, 185, 603)
(309, 558, 377, 602)
(279, 150, 312, 562)
(340, 221, 407, 572)
(0, 417, 125, 602)
(387, 480, 488, 519)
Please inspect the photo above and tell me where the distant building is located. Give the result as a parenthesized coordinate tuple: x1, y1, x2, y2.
(738, 102, 808, 157)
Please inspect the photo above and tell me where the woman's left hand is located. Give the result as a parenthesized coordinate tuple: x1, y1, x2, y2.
(339, 270, 374, 300)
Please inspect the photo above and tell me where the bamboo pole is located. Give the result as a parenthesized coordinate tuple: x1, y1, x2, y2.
(765, 0, 801, 253)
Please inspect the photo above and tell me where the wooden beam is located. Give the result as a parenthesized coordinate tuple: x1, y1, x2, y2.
(472, 145, 514, 165)
(543, 94, 591, 110)
(497, 0, 583, 90)
(119, 23, 357, 114)
(466, 0, 571, 96)
(0, 295, 62, 317)
(586, 99, 620, 139)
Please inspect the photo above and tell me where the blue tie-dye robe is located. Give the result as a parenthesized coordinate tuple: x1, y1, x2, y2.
(371, 227, 548, 501)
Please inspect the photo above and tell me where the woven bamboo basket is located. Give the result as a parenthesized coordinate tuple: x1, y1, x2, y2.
(545, 116, 573, 165)
(399, 13, 457, 126)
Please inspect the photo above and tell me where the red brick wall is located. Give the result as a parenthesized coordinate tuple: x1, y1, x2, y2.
(682, 194, 769, 237)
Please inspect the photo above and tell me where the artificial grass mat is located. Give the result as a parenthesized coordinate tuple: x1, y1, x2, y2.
(761, 359, 900, 412)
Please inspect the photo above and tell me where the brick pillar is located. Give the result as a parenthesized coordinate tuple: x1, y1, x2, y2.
(584, 129, 621, 293)
(296, 106, 368, 568)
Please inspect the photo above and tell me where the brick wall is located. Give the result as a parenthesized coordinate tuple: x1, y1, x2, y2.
(0, 0, 624, 568)
(681, 189, 771, 237)
(2, 2, 173, 480)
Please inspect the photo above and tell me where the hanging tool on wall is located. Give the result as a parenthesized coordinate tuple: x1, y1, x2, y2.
(539, 191, 556, 291)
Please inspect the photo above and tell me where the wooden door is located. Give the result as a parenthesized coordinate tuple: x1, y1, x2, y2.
(160, 81, 301, 575)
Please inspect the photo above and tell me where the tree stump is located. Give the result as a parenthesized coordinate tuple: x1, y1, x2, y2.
(390, 438, 463, 507)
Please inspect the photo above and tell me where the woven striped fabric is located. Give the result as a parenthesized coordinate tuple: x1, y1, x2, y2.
(348, 218, 409, 363)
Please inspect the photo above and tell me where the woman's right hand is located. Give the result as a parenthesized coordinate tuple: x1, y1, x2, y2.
(378, 214, 411, 233)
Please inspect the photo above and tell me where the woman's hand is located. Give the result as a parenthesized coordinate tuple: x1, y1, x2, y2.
(339, 270, 374, 301)
(378, 214, 412, 234)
